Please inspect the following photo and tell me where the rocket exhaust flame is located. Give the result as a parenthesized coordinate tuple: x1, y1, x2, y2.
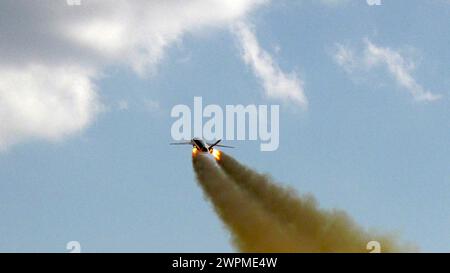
(191, 146, 221, 160)
(211, 149, 221, 160)
(192, 152, 414, 253)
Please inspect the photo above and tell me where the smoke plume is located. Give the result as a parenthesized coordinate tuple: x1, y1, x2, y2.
(193, 154, 305, 252)
(193, 151, 413, 252)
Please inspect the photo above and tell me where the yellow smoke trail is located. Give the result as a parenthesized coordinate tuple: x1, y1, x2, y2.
(193, 153, 309, 252)
(216, 152, 412, 252)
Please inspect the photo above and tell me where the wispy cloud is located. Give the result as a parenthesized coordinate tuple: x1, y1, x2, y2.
(144, 99, 160, 113)
(333, 43, 358, 74)
(333, 39, 441, 102)
(364, 40, 441, 102)
(117, 100, 129, 111)
(319, 0, 350, 6)
(234, 23, 308, 108)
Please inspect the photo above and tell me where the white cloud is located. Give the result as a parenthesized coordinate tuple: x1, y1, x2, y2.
(0, 0, 267, 150)
(64, 0, 268, 75)
(0, 64, 98, 150)
(333, 40, 441, 102)
(234, 23, 308, 108)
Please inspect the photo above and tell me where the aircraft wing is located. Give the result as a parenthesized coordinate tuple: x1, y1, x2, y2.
(169, 141, 192, 145)
(215, 144, 234, 148)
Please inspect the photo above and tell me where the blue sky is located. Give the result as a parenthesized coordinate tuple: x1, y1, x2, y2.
(0, 0, 449, 252)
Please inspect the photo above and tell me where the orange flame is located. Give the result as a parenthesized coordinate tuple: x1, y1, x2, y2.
(211, 149, 221, 161)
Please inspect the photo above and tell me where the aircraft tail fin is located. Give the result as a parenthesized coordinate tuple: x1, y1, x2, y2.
(208, 139, 222, 149)
(208, 140, 234, 149)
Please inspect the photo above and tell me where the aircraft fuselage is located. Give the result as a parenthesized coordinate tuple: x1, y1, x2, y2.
(192, 138, 210, 152)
